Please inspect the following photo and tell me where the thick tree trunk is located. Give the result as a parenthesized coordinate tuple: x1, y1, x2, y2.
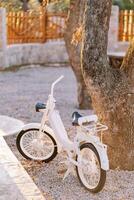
(82, 0, 134, 170)
(64, 0, 92, 109)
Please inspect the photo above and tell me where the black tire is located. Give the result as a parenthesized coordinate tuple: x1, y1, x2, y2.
(16, 128, 58, 162)
(76, 143, 106, 193)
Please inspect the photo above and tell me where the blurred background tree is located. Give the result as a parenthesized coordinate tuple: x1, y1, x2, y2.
(1, 0, 134, 12)
(0, 0, 41, 12)
(0, 0, 22, 11)
(0, 0, 70, 12)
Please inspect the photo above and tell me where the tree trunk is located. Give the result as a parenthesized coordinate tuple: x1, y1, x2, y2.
(22, 0, 29, 12)
(64, 0, 92, 109)
(81, 0, 134, 170)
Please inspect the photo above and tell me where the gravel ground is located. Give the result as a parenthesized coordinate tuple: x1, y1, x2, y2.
(0, 66, 134, 200)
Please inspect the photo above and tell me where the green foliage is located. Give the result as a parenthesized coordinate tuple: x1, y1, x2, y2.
(113, 0, 134, 10)
(0, 0, 70, 12)
(47, 0, 70, 12)
(0, 0, 22, 11)
(0, 0, 41, 12)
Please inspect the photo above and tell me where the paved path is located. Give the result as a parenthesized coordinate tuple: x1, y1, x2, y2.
(0, 115, 24, 136)
(0, 136, 45, 200)
(0, 66, 89, 128)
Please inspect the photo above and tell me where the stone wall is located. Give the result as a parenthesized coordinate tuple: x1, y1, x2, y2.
(0, 8, 69, 70)
(6, 41, 69, 68)
(108, 6, 119, 51)
(0, 7, 130, 70)
(0, 8, 7, 69)
(108, 6, 129, 53)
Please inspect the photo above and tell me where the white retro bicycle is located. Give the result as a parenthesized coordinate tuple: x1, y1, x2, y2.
(16, 76, 109, 193)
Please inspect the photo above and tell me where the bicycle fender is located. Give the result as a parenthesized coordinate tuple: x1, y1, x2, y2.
(21, 123, 62, 153)
(77, 133, 109, 171)
(93, 143, 109, 171)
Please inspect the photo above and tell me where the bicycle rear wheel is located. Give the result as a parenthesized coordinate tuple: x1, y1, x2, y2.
(76, 143, 106, 193)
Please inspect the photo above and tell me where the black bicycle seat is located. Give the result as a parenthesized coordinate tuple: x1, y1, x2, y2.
(35, 102, 46, 112)
(72, 111, 83, 126)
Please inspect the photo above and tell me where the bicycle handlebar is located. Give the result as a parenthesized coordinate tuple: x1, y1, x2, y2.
(51, 75, 64, 97)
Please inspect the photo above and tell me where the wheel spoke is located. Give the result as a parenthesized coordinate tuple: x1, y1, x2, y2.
(18, 129, 56, 161)
(77, 144, 103, 191)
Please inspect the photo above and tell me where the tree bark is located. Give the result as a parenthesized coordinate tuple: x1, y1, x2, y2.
(64, 0, 92, 109)
(82, 0, 134, 170)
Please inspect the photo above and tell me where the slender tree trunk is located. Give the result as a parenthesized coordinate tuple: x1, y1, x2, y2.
(81, 0, 134, 170)
(22, 0, 29, 12)
(64, 0, 92, 109)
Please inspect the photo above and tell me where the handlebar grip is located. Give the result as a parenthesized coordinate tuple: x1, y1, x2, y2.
(56, 75, 64, 83)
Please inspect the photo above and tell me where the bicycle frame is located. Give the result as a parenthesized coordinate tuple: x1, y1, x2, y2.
(39, 76, 75, 152)
(49, 110, 74, 151)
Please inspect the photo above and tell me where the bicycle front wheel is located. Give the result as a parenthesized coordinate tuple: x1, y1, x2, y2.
(76, 143, 106, 193)
(16, 128, 57, 162)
